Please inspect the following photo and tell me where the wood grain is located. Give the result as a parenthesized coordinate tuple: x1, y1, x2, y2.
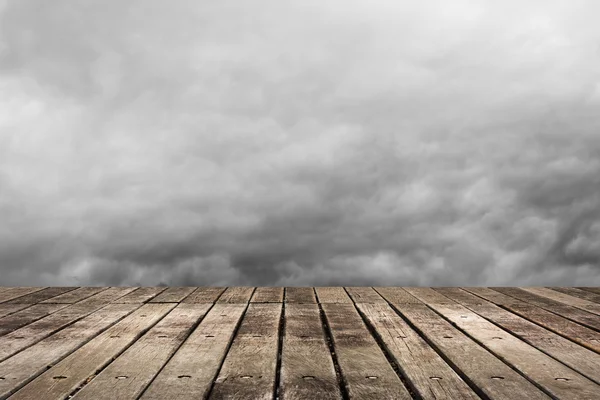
(379, 289, 551, 400)
(209, 303, 282, 400)
(251, 287, 284, 303)
(112, 287, 167, 303)
(70, 303, 211, 400)
(0, 303, 69, 336)
(356, 302, 480, 400)
(9, 303, 175, 400)
(217, 287, 256, 304)
(314, 287, 352, 304)
(285, 287, 316, 304)
(183, 287, 227, 303)
(0, 287, 135, 361)
(407, 288, 600, 399)
(345, 287, 387, 304)
(5, 287, 77, 304)
(0, 286, 597, 399)
(0, 288, 46, 304)
(493, 287, 600, 331)
(522, 287, 600, 316)
(141, 303, 247, 400)
(41, 287, 107, 303)
(148, 287, 196, 303)
(280, 303, 341, 400)
(465, 287, 600, 354)
(321, 303, 411, 399)
(436, 287, 600, 384)
(0, 303, 140, 399)
(549, 287, 600, 304)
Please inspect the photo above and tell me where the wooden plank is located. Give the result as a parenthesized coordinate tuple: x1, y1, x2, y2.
(0, 303, 140, 399)
(373, 287, 422, 304)
(9, 303, 175, 400)
(0, 303, 69, 336)
(0, 288, 45, 303)
(579, 287, 600, 295)
(378, 289, 551, 400)
(280, 303, 341, 400)
(0, 304, 30, 319)
(69, 303, 211, 400)
(217, 286, 256, 304)
(209, 303, 282, 400)
(321, 303, 411, 399)
(344, 287, 387, 303)
(5, 287, 78, 304)
(285, 287, 316, 304)
(111, 287, 167, 303)
(550, 287, 600, 304)
(314, 287, 352, 303)
(356, 302, 479, 400)
(251, 287, 284, 303)
(436, 287, 600, 385)
(140, 303, 247, 400)
(465, 287, 600, 354)
(493, 287, 600, 331)
(407, 288, 600, 399)
(523, 287, 600, 315)
(148, 287, 196, 303)
(0, 287, 136, 361)
(41, 287, 106, 303)
(183, 287, 226, 303)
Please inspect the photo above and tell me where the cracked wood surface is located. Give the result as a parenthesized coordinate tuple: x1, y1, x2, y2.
(0, 286, 599, 399)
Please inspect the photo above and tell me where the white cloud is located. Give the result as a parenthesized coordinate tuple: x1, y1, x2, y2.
(1, 0, 599, 286)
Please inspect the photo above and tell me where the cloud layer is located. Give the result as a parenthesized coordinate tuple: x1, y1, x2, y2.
(1, 0, 600, 286)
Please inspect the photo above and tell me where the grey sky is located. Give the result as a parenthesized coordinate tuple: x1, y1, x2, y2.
(1, 0, 599, 286)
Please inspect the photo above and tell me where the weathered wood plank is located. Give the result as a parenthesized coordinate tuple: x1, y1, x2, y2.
(345, 287, 387, 303)
(550, 287, 600, 304)
(41, 287, 106, 303)
(70, 303, 211, 400)
(0, 304, 30, 319)
(141, 303, 247, 400)
(356, 302, 480, 400)
(523, 287, 600, 315)
(111, 287, 167, 303)
(183, 287, 226, 303)
(285, 287, 316, 304)
(407, 287, 600, 399)
(436, 287, 600, 385)
(493, 287, 600, 331)
(579, 287, 600, 295)
(373, 287, 422, 304)
(465, 287, 600, 354)
(9, 303, 175, 400)
(314, 287, 352, 303)
(0, 303, 140, 399)
(378, 289, 550, 400)
(5, 287, 78, 304)
(209, 303, 282, 400)
(321, 303, 411, 399)
(0, 288, 46, 303)
(0, 287, 135, 361)
(280, 303, 341, 400)
(251, 287, 284, 303)
(0, 303, 69, 336)
(217, 286, 256, 304)
(148, 287, 196, 303)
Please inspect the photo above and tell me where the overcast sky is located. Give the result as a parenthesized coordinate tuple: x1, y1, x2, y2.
(1, 0, 599, 287)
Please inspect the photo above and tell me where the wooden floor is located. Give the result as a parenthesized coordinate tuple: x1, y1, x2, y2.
(0, 287, 600, 399)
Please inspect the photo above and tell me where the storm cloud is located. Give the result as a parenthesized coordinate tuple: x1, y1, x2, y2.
(1, 0, 599, 286)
